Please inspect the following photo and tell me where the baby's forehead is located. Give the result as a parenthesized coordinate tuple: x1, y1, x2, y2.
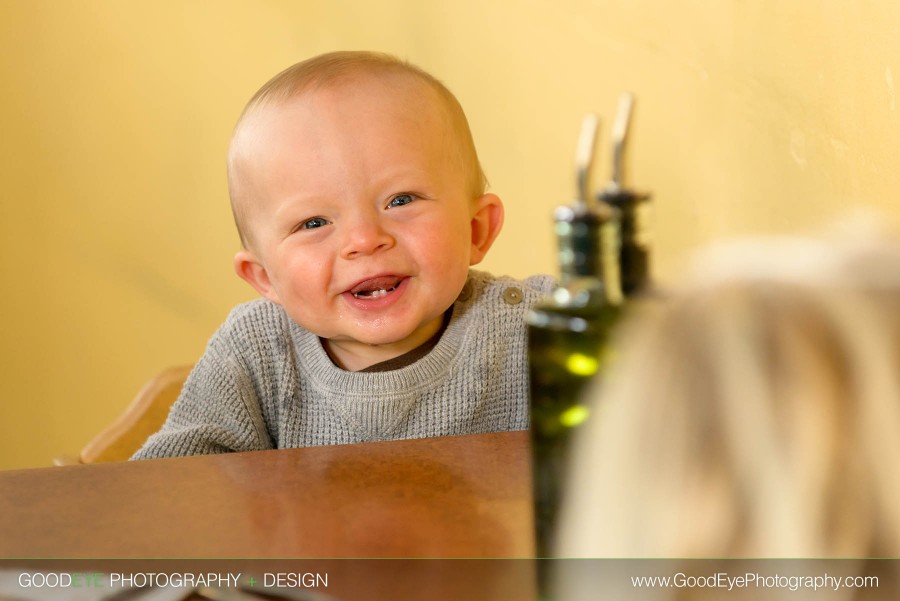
(229, 67, 480, 203)
(233, 76, 462, 166)
(231, 73, 461, 169)
(256, 71, 447, 122)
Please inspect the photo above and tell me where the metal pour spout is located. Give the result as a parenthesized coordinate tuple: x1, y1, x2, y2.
(575, 113, 600, 208)
(609, 92, 635, 191)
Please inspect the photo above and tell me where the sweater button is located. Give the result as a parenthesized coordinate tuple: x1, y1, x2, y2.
(502, 286, 523, 305)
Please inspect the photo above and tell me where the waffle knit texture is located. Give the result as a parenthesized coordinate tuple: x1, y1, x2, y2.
(132, 270, 554, 459)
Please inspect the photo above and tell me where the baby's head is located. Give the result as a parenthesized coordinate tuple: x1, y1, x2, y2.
(226, 51, 504, 370)
(227, 51, 490, 248)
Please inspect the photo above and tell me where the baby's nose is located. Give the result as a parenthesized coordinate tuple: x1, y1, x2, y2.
(340, 217, 395, 259)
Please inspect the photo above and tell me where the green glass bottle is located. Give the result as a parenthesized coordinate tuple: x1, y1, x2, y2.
(527, 113, 623, 564)
(528, 94, 650, 570)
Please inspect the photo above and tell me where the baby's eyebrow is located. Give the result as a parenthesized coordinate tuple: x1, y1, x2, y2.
(371, 166, 435, 185)
(270, 194, 327, 217)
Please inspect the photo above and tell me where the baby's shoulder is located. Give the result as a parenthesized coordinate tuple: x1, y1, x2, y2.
(467, 270, 556, 304)
(224, 298, 289, 325)
(210, 299, 296, 355)
(221, 298, 291, 330)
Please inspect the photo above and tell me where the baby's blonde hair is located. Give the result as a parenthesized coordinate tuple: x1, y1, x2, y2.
(558, 214, 900, 569)
(226, 51, 487, 248)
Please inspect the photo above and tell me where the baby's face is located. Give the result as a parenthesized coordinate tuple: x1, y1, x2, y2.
(233, 75, 492, 368)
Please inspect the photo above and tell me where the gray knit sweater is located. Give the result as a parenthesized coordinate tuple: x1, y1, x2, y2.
(132, 270, 554, 459)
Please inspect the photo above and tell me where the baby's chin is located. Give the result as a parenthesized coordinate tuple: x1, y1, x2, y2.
(326, 322, 443, 352)
(347, 330, 432, 351)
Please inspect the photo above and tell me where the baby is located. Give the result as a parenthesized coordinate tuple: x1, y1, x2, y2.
(133, 51, 553, 458)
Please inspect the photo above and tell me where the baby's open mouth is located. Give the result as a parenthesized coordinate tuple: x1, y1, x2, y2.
(349, 275, 404, 299)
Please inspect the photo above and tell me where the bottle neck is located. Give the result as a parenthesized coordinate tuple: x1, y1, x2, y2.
(599, 187, 651, 297)
(553, 204, 623, 307)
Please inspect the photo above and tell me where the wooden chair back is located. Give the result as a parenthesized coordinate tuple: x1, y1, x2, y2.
(55, 365, 192, 465)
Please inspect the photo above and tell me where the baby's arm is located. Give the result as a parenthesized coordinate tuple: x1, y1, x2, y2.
(131, 357, 273, 459)
(131, 304, 280, 460)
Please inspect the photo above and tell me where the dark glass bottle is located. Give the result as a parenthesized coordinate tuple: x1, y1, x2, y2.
(598, 93, 652, 297)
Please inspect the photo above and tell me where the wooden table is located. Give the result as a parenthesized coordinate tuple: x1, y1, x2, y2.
(0, 431, 537, 601)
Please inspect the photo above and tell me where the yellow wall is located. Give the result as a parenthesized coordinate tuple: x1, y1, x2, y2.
(2, 1, 899, 469)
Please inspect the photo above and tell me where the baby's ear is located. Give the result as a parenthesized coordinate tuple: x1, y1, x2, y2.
(234, 250, 281, 304)
(469, 193, 505, 265)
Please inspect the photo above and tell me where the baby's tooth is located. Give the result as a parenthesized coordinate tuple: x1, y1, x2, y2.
(353, 288, 389, 299)
(352, 284, 401, 300)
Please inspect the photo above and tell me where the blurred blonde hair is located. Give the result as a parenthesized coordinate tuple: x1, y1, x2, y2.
(558, 212, 900, 561)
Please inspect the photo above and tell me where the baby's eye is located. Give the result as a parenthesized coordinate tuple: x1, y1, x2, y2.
(300, 217, 330, 230)
(387, 194, 415, 208)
